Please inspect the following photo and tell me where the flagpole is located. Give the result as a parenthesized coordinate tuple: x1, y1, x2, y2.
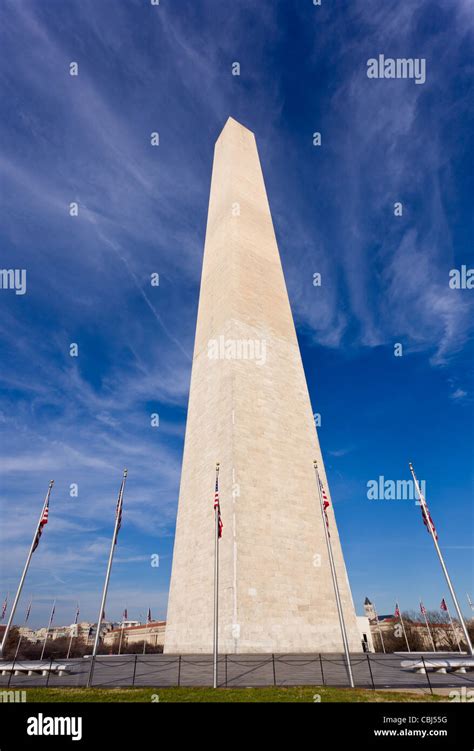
(397, 601, 411, 652)
(13, 597, 33, 663)
(410, 462, 473, 656)
(13, 634, 23, 663)
(420, 601, 436, 652)
(66, 604, 79, 660)
(118, 617, 125, 655)
(314, 461, 354, 688)
(66, 628, 74, 660)
(372, 602, 386, 654)
(90, 469, 127, 669)
(0, 481, 54, 659)
(444, 601, 462, 653)
(213, 462, 220, 690)
(40, 599, 56, 661)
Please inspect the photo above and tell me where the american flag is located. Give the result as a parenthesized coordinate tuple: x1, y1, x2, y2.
(32, 499, 49, 553)
(319, 477, 331, 538)
(1, 595, 7, 620)
(394, 603, 401, 618)
(114, 472, 127, 545)
(147, 608, 152, 623)
(440, 598, 448, 612)
(74, 604, 80, 624)
(114, 494, 123, 546)
(123, 608, 128, 620)
(420, 601, 427, 616)
(214, 467, 223, 539)
(421, 503, 438, 540)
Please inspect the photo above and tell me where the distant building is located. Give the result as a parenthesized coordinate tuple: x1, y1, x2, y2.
(356, 616, 375, 652)
(72, 621, 114, 644)
(118, 619, 141, 629)
(364, 596, 469, 652)
(67, 621, 95, 641)
(103, 621, 166, 649)
(42, 626, 70, 640)
(364, 597, 376, 622)
(18, 627, 37, 642)
(18, 621, 114, 644)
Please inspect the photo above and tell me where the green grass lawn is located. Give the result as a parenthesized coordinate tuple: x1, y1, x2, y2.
(23, 686, 446, 703)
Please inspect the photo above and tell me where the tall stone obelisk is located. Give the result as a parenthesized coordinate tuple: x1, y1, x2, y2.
(164, 117, 361, 654)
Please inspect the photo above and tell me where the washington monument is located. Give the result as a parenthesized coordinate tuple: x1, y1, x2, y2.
(164, 117, 361, 654)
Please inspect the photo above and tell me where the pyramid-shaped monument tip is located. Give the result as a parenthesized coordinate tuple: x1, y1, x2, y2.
(218, 116, 254, 139)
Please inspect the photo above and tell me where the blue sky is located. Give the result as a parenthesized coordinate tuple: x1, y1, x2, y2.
(0, 0, 473, 629)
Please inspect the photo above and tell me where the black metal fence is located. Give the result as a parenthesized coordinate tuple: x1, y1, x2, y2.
(1, 653, 474, 692)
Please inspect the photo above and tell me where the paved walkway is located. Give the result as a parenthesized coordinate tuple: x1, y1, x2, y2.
(1, 653, 473, 690)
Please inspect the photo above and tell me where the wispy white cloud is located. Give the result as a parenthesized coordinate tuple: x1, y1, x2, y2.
(272, 0, 474, 362)
(450, 388, 468, 402)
